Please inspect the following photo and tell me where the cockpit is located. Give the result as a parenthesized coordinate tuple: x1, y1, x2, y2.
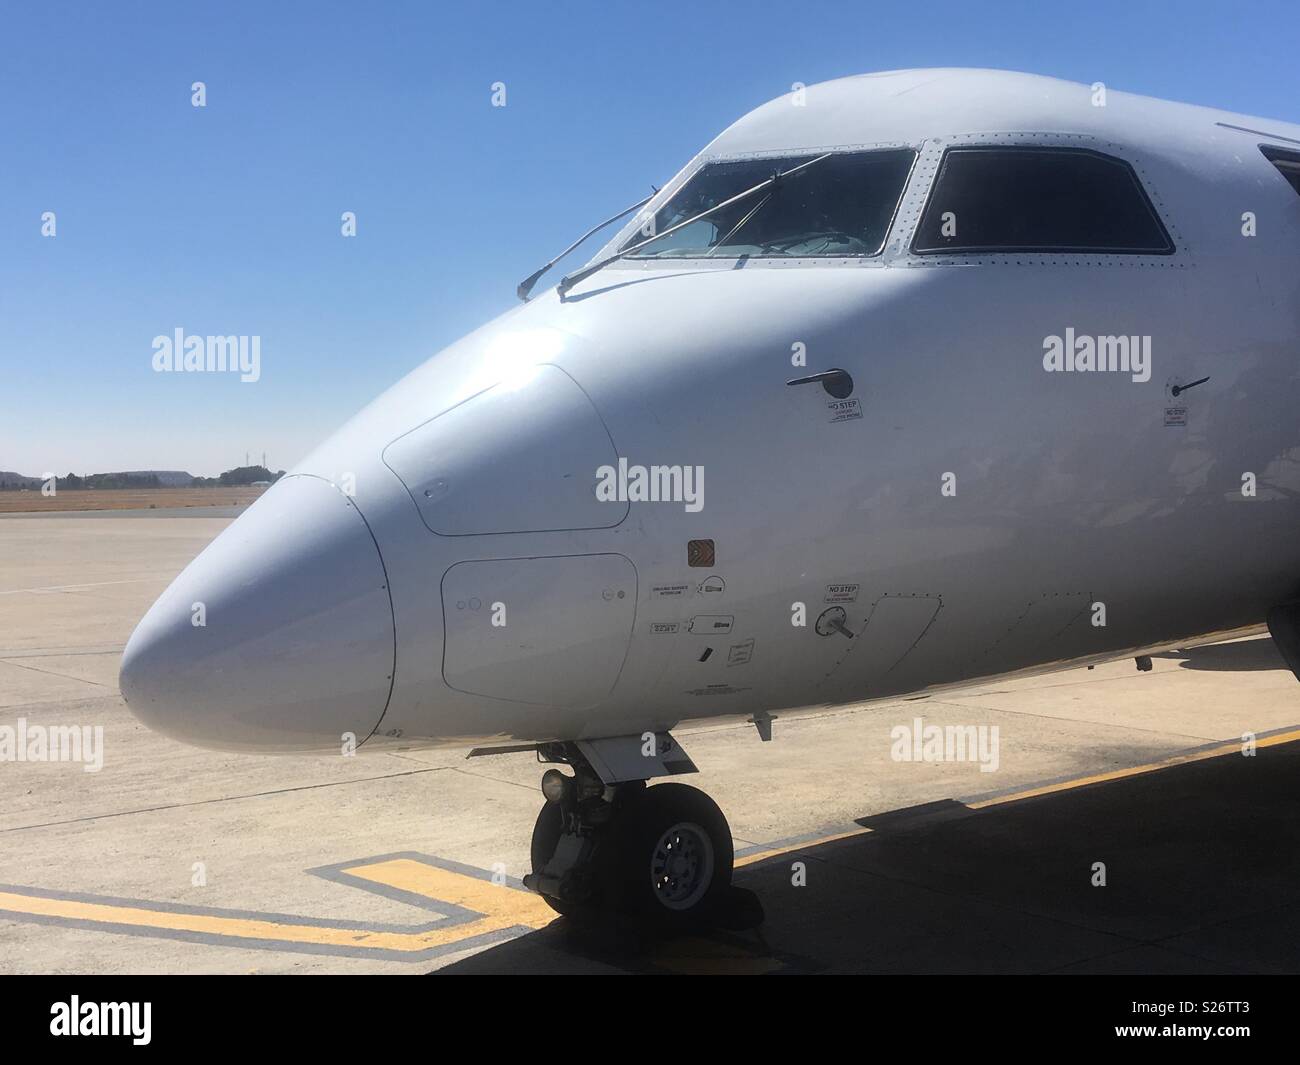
(620, 149, 916, 259)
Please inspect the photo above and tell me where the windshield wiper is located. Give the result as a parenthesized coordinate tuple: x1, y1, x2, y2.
(517, 190, 657, 302)
(705, 190, 773, 257)
(556, 152, 832, 298)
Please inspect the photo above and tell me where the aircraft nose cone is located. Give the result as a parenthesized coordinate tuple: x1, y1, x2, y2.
(120, 475, 395, 753)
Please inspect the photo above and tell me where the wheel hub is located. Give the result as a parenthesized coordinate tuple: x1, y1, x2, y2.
(651, 821, 714, 910)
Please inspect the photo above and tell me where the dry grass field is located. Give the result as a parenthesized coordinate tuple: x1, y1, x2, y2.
(0, 486, 267, 514)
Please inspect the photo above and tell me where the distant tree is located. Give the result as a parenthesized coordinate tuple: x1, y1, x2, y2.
(75, 472, 161, 490)
(217, 465, 280, 486)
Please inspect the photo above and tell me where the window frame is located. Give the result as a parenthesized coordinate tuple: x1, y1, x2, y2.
(1260, 144, 1300, 195)
(909, 145, 1176, 257)
(618, 146, 920, 262)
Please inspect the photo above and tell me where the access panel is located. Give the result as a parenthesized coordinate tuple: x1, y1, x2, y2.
(442, 554, 637, 707)
(383, 364, 627, 536)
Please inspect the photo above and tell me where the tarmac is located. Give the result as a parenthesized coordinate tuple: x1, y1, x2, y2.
(2, 507, 1298, 974)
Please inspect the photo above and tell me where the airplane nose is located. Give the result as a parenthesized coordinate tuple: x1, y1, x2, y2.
(119, 475, 395, 753)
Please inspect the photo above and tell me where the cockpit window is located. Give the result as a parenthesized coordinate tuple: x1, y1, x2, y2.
(622, 149, 916, 259)
(1261, 145, 1300, 195)
(912, 147, 1174, 255)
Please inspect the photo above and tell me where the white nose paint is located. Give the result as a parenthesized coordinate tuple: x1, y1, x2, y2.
(119, 475, 395, 753)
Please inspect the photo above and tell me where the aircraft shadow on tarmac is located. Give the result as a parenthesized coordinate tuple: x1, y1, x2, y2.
(437, 737, 1300, 974)
(1152, 637, 1288, 672)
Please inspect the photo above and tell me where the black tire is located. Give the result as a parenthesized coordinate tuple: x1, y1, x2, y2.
(529, 801, 581, 917)
(611, 783, 734, 931)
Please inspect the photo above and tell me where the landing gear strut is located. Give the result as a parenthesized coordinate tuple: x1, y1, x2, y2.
(522, 740, 743, 932)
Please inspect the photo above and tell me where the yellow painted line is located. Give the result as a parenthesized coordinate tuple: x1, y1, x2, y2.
(735, 826, 872, 867)
(0, 858, 553, 955)
(732, 729, 1300, 865)
(0, 890, 488, 952)
(967, 727, 1300, 810)
(344, 859, 555, 926)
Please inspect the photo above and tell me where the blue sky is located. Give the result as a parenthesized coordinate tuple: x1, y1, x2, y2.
(2, 0, 1298, 476)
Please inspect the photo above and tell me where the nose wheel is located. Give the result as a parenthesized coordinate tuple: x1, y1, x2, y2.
(526, 765, 737, 931)
(614, 783, 733, 929)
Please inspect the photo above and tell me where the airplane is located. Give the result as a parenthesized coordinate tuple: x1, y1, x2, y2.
(120, 68, 1300, 931)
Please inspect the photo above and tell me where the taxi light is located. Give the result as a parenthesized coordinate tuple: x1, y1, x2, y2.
(541, 769, 571, 804)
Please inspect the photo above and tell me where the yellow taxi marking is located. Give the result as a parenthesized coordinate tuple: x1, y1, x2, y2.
(343, 858, 555, 926)
(0, 890, 468, 953)
(0, 856, 554, 959)
(735, 826, 872, 867)
(966, 727, 1300, 809)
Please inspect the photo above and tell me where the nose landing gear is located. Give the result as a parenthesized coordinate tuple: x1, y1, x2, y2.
(609, 782, 734, 929)
(522, 739, 756, 932)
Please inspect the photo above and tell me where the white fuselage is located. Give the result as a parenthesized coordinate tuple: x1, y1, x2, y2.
(120, 69, 1300, 753)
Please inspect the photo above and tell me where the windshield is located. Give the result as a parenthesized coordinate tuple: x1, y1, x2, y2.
(623, 149, 916, 259)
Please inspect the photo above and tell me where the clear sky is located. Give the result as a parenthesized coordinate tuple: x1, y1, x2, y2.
(2, 0, 1298, 476)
